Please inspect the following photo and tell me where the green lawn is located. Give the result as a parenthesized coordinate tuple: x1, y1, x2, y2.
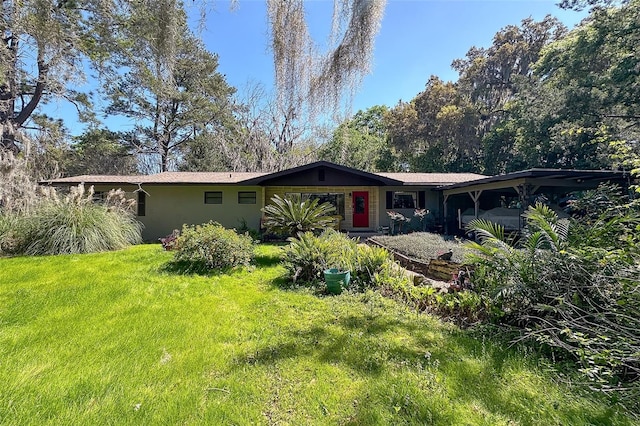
(0, 244, 633, 425)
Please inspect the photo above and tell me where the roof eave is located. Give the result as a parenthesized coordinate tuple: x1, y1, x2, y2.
(239, 160, 404, 186)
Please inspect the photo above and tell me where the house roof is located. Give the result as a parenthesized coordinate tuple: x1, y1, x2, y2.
(238, 161, 404, 186)
(42, 172, 267, 186)
(54, 165, 627, 191)
(41, 175, 145, 185)
(377, 172, 486, 186)
(439, 168, 628, 191)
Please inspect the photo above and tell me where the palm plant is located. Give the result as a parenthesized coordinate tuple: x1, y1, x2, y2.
(262, 194, 336, 237)
(467, 202, 640, 397)
(465, 203, 569, 315)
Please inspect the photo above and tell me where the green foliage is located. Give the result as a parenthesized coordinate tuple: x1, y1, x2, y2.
(68, 129, 137, 175)
(1, 185, 142, 256)
(351, 244, 394, 291)
(235, 218, 261, 242)
(490, 1, 640, 173)
(1, 0, 121, 153)
(282, 230, 402, 291)
(379, 5, 639, 174)
(567, 184, 640, 261)
(282, 230, 356, 284)
(385, 76, 482, 172)
(318, 106, 393, 172)
(374, 265, 488, 326)
(262, 194, 336, 238)
(105, 3, 237, 173)
(466, 202, 640, 396)
(171, 221, 254, 273)
(431, 291, 487, 324)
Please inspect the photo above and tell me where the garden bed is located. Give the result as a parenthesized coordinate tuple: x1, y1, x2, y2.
(368, 233, 467, 281)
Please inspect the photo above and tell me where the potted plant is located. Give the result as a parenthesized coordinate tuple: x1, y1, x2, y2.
(323, 268, 351, 294)
(323, 242, 354, 294)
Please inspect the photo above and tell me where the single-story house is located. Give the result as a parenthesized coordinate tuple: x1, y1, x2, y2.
(42, 161, 485, 240)
(42, 161, 629, 240)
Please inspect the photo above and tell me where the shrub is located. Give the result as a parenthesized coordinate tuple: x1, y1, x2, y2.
(282, 230, 356, 283)
(172, 221, 254, 272)
(282, 230, 403, 291)
(6, 185, 142, 255)
(351, 244, 395, 292)
(0, 149, 39, 215)
(262, 194, 336, 238)
(236, 218, 261, 241)
(466, 203, 640, 395)
(0, 213, 24, 255)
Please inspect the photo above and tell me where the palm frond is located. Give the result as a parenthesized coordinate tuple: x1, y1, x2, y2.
(262, 194, 336, 237)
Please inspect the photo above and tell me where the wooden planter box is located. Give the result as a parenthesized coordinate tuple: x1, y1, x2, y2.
(368, 239, 463, 282)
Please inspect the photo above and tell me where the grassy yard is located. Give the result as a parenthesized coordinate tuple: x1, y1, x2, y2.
(0, 244, 633, 425)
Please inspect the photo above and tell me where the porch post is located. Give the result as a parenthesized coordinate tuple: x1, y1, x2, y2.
(443, 194, 449, 234)
(468, 190, 483, 218)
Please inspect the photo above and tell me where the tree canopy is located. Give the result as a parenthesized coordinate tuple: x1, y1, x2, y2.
(2, 0, 638, 178)
(0, 0, 125, 153)
(352, 3, 638, 174)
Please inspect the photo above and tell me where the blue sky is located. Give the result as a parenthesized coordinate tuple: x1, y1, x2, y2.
(201, 0, 588, 113)
(47, 1, 588, 135)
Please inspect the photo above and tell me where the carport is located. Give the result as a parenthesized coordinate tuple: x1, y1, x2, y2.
(438, 169, 629, 234)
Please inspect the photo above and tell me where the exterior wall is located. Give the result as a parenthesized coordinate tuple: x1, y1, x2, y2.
(377, 187, 440, 230)
(265, 186, 380, 231)
(93, 184, 263, 241)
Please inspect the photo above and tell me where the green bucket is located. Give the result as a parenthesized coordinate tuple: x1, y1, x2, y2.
(324, 269, 351, 294)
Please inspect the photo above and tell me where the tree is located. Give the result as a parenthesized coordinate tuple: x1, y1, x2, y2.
(453, 16, 567, 137)
(484, 0, 640, 173)
(535, 0, 639, 130)
(0, 0, 124, 153)
(558, 0, 624, 10)
(319, 106, 392, 172)
(178, 82, 319, 173)
(67, 128, 137, 176)
(105, 1, 237, 172)
(266, 0, 387, 154)
(385, 77, 481, 172)
(481, 78, 613, 173)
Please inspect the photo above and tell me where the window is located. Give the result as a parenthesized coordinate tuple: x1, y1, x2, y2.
(238, 191, 257, 204)
(286, 192, 345, 218)
(137, 191, 146, 216)
(385, 191, 425, 209)
(393, 191, 417, 209)
(204, 191, 222, 204)
(92, 191, 105, 203)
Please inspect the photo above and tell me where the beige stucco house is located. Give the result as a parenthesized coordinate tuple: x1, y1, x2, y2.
(43, 161, 627, 240)
(43, 161, 485, 241)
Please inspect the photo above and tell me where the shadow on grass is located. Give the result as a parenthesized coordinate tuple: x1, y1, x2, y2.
(230, 306, 632, 425)
(158, 260, 236, 277)
(253, 253, 281, 268)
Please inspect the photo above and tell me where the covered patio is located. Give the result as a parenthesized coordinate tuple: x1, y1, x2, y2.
(438, 169, 630, 233)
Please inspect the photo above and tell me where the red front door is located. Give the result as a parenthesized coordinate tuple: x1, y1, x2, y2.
(352, 191, 369, 228)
